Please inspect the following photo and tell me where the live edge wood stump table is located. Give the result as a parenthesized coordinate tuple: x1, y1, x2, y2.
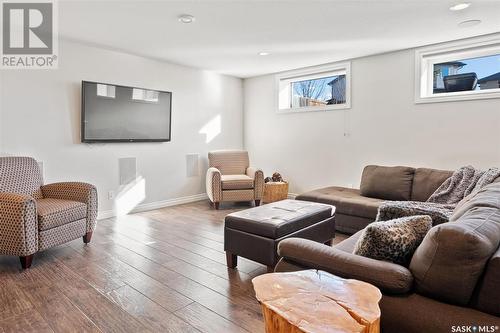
(252, 270, 382, 333)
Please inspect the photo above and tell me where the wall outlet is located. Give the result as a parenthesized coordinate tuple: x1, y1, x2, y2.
(108, 190, 115, 200)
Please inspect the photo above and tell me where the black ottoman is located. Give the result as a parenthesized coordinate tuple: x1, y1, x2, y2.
(224, 199, 335, 271)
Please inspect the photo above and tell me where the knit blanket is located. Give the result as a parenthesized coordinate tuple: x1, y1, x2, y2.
(376, 201, 455, 226)
(427, 165, 500, 204)
(376, 166, 500, 225)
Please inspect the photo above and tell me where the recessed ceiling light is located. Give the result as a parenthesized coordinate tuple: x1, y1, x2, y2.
(458, 19, 482, 28)
(178, 14, 195, 24)
(449, 3, 471, 11)
(258, 52, 270, 56)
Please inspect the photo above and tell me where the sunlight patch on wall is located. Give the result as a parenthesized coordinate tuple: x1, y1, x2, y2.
(199, 114, 221, 143)
(113, 176, 146, 216)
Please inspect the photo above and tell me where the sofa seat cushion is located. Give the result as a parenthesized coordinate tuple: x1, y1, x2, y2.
(360, 165, 415, 201)
(221, 174, 254, 190)
(353, 215, 432, 266)
(296, 186, 383, 219)
(37, 198, 87, 231)
(335, 230, 363, 253)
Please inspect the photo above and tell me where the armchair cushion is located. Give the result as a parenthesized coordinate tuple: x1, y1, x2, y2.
(36, 198, 87, 231)
(221, 174, 254, 190)
(278, 238, 414, 294)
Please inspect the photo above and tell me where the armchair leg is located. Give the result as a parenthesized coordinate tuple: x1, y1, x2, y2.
(255, 199, 261, 206)
(83, 231, 93, 244)
(214, 202, 220, 210)
(20, 255, 34, 269)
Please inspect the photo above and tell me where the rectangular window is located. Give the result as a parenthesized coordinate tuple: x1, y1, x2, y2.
(276, 62, 350, 113)
(415, 35, 500, 103)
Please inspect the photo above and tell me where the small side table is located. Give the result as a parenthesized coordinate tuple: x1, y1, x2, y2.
(263, 182, 289, 203)
(252, 270, 381, 333)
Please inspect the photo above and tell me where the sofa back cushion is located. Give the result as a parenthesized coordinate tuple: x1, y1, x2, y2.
(208, 150, 249, 175)
(0, 156, 43, 199)
(409, 183, 500, 306)
(360, 165, 415, 201)
(411, 168, 453, 202)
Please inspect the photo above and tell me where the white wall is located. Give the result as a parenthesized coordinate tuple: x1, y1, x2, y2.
(243, 48, 500, 195)
(1, 40, 243, 215)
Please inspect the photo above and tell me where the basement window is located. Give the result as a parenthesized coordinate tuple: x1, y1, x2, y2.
(276, 62, 351, 113)
(415, 35, 500, 103)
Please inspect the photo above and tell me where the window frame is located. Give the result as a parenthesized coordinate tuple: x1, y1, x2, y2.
(415, 34, 500, 104)
(275, 62, 351, 113)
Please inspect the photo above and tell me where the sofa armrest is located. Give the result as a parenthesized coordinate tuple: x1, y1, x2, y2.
(41, 182, 98, 232)
(278, 238, 414, 294)
(246, 167, 264, 199)
(206, 167, 222, 203)
(0, 192, 38, 256)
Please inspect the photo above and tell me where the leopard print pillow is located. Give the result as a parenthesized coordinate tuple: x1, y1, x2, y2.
(353, 215, 432, 266)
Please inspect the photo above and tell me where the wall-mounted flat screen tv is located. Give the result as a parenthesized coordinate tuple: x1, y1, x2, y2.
(81, 81, 172, 142)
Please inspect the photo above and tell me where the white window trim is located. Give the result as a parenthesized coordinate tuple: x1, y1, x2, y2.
(415, 34, 500, 104)
(275, 62, 351, 114)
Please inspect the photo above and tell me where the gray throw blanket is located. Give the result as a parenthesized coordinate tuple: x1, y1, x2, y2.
(376, 166, 500, 225)
(427, 165, 500, 204)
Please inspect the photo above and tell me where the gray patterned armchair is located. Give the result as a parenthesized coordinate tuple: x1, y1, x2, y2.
(0, 157, 97, 269)
(206, 150, 264, 209)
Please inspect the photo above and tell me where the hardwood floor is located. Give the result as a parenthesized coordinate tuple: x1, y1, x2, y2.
(0, 200, 347, 333)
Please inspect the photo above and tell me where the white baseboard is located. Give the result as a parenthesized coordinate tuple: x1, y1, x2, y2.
(97, 193, 208, 220)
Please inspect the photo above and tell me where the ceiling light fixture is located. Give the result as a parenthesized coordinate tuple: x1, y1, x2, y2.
(458, 19, 482, 28)
(258, 52, 270, 56)
(178, 14, 195, 24)
(449, 3, 470, 11)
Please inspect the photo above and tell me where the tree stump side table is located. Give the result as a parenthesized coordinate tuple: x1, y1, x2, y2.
(263, 182, 289, 203)
(252, 270, 381, 333)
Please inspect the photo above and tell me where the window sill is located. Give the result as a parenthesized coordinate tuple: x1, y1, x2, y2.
(277, 103, 351, 114)
(415, 89, 500, 104)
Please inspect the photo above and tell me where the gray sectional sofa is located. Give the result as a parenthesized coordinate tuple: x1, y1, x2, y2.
(296, 165, 453, 234)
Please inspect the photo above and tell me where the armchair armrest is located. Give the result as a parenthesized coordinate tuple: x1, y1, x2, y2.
(278, 238, 413, 294)
(246, 167, 264, 199)
(0, 192, 38, 256)
(206, 167, 222, 203)
(41, 182, 98, 232)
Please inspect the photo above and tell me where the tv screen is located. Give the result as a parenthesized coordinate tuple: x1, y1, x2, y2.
(81, 81, 172, 142)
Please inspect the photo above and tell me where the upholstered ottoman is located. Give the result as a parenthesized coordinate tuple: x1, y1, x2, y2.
(224, 199, 335, 271)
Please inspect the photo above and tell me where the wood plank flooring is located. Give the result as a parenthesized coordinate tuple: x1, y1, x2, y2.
(0, 200, 347, 333)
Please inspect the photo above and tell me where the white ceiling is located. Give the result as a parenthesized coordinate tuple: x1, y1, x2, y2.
(59, 0, 500, 78)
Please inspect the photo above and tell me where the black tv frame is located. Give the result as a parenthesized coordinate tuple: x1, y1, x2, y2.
(81, 80, 172, 143)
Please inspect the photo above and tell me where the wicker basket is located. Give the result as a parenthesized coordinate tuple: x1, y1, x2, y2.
(263, 182, 289, 203)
